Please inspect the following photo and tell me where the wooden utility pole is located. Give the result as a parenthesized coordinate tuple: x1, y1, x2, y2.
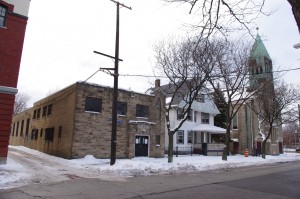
(110, 0, 131, 165)
(93, 1, 131, 166)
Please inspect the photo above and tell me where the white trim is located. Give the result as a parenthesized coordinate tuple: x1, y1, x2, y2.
(0, 86, 18, 95)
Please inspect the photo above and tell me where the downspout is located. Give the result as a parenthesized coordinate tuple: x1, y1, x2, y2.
(245, 104, 249, 152)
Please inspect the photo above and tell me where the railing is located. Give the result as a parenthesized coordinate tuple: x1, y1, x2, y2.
(164, 146, 194, 156)
(165, 143, 224, 156)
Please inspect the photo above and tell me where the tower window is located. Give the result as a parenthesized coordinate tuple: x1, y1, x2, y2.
(264, 57, 272, 73)
(0, 4, 7, 27)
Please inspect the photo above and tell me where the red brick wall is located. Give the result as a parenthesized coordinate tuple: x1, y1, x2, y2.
(0, 10, 28, 87)
(0, 94, 14, 157)
(0, 2, 28, 161)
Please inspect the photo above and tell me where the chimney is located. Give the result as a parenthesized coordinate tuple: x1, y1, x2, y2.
(155, 79, 160, 88)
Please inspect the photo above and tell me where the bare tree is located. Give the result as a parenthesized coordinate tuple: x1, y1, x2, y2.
(163, 0, 267, 39)
(288, 0, 300, 33)
(283, 122, 299, 147)
(208, 39, 256, 161)
(154, 37, 219, 163)
(249, 80, 300, 158)
(163, 0, 300, 36)
(14, 92, 30, 115)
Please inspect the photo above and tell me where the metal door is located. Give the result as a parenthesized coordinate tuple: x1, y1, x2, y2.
(135, 136, 149, 157)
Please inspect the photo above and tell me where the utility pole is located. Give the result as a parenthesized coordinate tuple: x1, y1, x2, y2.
(93, 1, 131, 166)
(109, 0, 131, 165)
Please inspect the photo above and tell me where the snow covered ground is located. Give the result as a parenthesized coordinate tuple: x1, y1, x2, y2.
(1, 145, 300, 190)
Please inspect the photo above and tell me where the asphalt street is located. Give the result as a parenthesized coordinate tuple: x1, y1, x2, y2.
(1, 160, 300, 199)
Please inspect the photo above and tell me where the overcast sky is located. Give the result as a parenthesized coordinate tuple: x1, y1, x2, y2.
(18, 0, 299, 106)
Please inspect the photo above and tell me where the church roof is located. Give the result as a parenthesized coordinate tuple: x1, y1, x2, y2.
(250, 34, 271, 60)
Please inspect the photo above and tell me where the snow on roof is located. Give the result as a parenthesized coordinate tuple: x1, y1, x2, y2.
(128, 120, 156, 125)
(178, 99, 220, 115)
(192, 124, 226, 134)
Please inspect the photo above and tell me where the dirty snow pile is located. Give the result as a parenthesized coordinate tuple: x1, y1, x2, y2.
(1, 145, 300, 190)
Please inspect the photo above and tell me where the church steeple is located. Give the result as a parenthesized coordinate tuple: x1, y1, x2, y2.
(248, 34, 273, 91)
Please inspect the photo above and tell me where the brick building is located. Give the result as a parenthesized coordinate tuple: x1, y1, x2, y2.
(9, 82, 165, 159)
(0, 0, 30, 164)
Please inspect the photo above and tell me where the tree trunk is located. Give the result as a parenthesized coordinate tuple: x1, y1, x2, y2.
(261, 140, 266, 159)
(168, 131, 174, 163)
(261, 127, 272, 159)
(288, 0, 300, 33)
(222, 108, 231, 161)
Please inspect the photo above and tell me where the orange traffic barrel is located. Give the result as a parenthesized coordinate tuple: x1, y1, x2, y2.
(244, 149, 249, 157)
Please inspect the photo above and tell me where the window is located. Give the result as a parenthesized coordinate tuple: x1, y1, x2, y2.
(136, 104, 149, 118)
(31, 129, 34, 140)
(37, 108, 41, 119)
(249, 59, 257, 75)
(20, 120, 24, 136)
(16, 122, 19, 136)
(155, 135, 160, 145)
(85, 97, 102, 113)
(40, 129, 43, 138)
(188, 131, 193, 144)
(177, 108, 184, 120)
(25, 119, 30, 136)
(0, 4, 7, 27)
(33, 110, 37, 119)
(177, 130, 184, 144)
(47, 104, 52, 116)
(177, 108, 192, 121)
(42, 106, 47, 117)
(194, 111, 198, 122)
(196, 94, 205, 103)
(232, 113, 238, 129)
(34, 129, 38, 140)
(45, 127, 54, 141)
(117, 101, 127, 115)
(201, 113, 209, 124)
(264, 57, 272, 73)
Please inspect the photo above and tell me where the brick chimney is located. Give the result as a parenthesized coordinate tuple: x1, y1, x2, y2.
(155, 79, 160, 88)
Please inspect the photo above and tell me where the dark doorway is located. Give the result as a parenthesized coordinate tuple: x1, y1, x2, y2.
(279, 142, 283, 154)
(135, 135, 149, 157)
(233, 142, 239, 155)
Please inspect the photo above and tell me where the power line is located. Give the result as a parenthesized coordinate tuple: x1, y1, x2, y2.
(112, 67, 300, 79)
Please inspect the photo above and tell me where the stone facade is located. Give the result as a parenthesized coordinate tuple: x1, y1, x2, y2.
(10, 82, 165, 159)
(231, 101, 283, 155)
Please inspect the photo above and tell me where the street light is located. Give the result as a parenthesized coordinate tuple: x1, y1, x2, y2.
(293, 43, 300, 49)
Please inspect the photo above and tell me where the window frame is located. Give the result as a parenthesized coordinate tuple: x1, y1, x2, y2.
(0, 4, 7, 27)
(42, 106, 47, 118)
(85, 97, 102, 113)
(117, 101, 127, 116)
(187, 131, 193, 144)
(232, 112, 238, 130)
(201, 112, 209, 124)
(177, 108, 192, 121)
(45, 127, 54, 142)
(136, 104, 149, 118)
(176, 130, 184, 144)
(47, 104, 52, 116)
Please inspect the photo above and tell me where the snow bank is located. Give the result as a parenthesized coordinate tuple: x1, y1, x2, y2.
(1, 145, 300, 190)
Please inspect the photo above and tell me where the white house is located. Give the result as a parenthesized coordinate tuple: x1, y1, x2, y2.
(166, 90, 226, 155)
(148, 80, 226, 156)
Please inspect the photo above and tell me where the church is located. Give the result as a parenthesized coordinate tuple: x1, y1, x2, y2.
(230, 34, 283, 155)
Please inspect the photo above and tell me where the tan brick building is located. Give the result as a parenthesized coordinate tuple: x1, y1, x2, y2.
(9, 82, 165, 159)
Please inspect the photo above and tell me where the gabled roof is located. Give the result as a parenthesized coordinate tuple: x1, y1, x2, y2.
(250, 34, 271, 60)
